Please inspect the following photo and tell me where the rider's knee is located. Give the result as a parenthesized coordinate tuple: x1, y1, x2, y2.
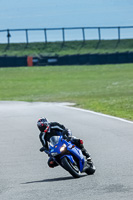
(71, 138, 84, 148)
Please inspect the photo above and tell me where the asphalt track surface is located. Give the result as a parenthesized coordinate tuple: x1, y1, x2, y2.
(0, 101, 133, 200)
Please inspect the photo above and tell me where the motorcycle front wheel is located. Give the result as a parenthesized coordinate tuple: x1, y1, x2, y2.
(61, 157, 80, 178)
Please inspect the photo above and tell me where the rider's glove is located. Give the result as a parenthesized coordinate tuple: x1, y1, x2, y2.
(40, 147, 45, 152)
(40, 147, 50, 156)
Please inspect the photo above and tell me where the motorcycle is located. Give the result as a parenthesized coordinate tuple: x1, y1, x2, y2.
(48, 135, 96, 178)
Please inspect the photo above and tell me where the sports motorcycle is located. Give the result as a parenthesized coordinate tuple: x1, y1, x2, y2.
(48, 135, 96, 178)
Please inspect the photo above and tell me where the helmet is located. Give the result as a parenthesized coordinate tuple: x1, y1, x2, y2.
(37, 117, 49, 132)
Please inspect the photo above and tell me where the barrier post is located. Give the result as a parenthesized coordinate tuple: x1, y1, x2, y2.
(44, 29, 47, 43)
(26, 29, 29, 44)
(82, 28, 85, 41)
(7, 29, 11, 46)
(118, 27, 120, 40)
(98, 27, 101, 40)
(62, 28, 65, 42)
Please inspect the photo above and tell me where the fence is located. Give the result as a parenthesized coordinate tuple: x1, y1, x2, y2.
(0, 26, 133, 45)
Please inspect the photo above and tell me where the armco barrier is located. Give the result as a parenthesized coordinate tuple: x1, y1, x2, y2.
(0, 52, 133, 67)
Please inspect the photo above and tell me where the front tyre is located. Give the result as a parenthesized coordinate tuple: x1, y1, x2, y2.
(61, 157, 80, 178)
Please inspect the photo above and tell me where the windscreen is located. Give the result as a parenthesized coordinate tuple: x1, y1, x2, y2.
(49, 136, 60, 147)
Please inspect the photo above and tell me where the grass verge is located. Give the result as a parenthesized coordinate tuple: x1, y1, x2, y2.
(0, 64, 133, 120)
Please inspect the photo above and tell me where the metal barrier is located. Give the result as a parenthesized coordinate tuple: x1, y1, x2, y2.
(0, 26, 133, 45)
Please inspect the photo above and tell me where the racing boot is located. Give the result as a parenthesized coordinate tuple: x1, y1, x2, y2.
(79, 140, 95, 171)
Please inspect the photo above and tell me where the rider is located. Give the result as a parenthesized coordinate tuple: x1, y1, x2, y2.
(37, 117, 92, 168)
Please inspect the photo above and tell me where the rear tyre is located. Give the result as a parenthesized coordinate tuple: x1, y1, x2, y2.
(61, 157, 80, 178)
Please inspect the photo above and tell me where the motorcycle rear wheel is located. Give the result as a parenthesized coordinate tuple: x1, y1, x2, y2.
(61, 157, 80, 178)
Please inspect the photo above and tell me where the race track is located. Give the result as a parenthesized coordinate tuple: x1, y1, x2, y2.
(0, 101, 133, 200)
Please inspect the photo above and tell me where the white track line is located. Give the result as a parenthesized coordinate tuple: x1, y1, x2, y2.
(59, 103, 133, 124)
(0, 101, 133, 124)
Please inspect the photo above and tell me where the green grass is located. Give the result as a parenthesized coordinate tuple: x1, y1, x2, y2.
(1, 39, 133, 56)
(0, 64, 133, 121)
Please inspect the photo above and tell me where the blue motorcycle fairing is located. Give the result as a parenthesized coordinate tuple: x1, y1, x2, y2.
(61, 154, 75, 164)
(48, 136, 85, 172)
(67, 145, 85, 172)
(61, 139, 85, 172)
